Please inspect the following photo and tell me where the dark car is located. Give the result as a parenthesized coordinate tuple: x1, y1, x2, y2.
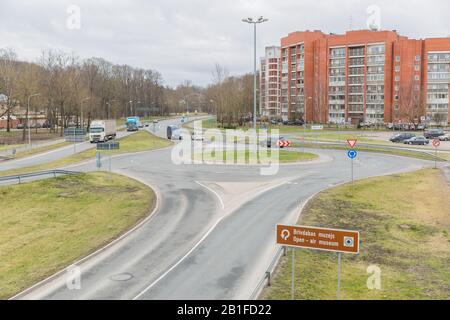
(424, 129, 445, 139)
(403, 136, 429, 145)
(389, 133, 415, 143)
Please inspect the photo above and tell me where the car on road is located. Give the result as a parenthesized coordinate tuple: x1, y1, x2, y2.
(424, 129, 445, 139)
(438, 133, 450, 141)
(389, 132, 415, 143)
(403, 136, 429, 145)
(144, 122, 150, 127)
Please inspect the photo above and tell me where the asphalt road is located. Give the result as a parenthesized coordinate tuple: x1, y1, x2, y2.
(12, 119, 434, 299)
(0, 117, 202, 173)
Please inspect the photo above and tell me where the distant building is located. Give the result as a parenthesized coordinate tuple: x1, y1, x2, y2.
(262, 29, 450, 125)
(259, 46, 281, 120)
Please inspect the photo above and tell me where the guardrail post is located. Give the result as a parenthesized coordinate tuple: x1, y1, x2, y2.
(265, 271, 271, 286)
(54, 171, 57, 178)
(18, 176, 21, 184)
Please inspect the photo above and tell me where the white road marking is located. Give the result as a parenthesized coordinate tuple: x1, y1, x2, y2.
(195, 180, 225, 210)
(132, 214, 226, 300)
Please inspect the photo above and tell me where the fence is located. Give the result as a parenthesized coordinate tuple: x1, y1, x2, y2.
(0, 170, 79, 185)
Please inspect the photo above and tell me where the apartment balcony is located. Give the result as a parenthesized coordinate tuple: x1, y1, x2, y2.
(329, 81, 346, 86)
(427, 98, 449, 104)
(329, 99, 345, 105)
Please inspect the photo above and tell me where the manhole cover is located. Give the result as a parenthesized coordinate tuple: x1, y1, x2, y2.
(109, 273, 133, 281)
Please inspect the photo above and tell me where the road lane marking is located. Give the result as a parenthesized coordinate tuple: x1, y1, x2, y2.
(195, 180, 225, 210)
(132, 214, 226, 300)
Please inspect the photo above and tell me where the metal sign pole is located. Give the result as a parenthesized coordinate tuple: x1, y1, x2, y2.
(73, 129, 76, 154)
(435, 147, 437, 169)
(337, 252, 341, 300)
(291, 247, 295, 300)
(351, 157, 354, 195)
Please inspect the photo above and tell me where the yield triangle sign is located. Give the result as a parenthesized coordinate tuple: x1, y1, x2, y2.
(347, 139, 357, 148)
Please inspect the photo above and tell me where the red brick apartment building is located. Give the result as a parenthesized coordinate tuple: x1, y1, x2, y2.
(260, 29, 450, 125)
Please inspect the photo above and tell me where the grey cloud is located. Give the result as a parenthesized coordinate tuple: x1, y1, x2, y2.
(0, 0, 449, 87)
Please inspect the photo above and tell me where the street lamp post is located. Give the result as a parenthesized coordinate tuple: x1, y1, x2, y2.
(242, 16, 268, 130)
(106, 100, 117, 119)
(27, 93, 40, 150)
(80, 97, 90, 129)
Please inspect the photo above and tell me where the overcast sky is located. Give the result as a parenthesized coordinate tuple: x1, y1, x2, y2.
(1, 0, 449, 87)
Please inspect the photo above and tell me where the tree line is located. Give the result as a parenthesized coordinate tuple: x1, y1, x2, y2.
(0, 48, 166, 135)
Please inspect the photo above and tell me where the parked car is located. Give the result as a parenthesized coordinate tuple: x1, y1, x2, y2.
(293, 119, 305, 126)
(438, 134, 450, 141)
(144, 122, 150, 127)
(417, 123, 428, 130)
(389, 133, 415, 143)
(403, 136, 429, 145)
(424, 129, 445, 139)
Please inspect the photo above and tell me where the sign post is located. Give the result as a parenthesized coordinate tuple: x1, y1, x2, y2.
(97, 142, 120, 179)
(277, 224, 360, 300)
(64, 128, 86, 153)
(347, 139, 358, 195)
(291, 248, 295, 300)
(432, 139, 440, 169)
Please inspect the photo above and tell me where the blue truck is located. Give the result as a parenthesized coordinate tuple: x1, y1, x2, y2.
(126, 116, 140, 132)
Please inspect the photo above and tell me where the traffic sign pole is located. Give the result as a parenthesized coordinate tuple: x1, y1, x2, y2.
(278, 224, 360, 301)
(432, 139, 440, 169)
(337, 252, 341, 300)
(291, 247, 295, 300)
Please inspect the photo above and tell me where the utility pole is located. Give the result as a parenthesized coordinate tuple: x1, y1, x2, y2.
(242, 16, 268, 130)
(27, 93, 40, 150)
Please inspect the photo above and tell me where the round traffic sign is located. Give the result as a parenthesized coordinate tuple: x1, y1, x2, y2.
(432, 139, 440, 148)
(347, 149, 357, 159)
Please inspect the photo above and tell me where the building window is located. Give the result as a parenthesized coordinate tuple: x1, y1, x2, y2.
(395, 66, 400, 72)
(415, 75, 420, 81)
(395, 86, 399, 91)
(395, 76, 400, 82)
(415, 55, 421, 62)
(396, 56, 401, 62)
(415, 65, 420, 71)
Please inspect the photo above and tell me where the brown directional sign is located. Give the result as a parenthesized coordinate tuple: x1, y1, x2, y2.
(277, 224, 360, 254)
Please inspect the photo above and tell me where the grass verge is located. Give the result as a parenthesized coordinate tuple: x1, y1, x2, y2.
(193, 149, 317, 164)
(0, 131, 172, 177)
(0, 172, 156, 299)
(262, 168, 450, 300)
(293, 142, 447, 162)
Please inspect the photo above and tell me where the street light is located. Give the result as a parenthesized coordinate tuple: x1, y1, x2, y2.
(106, 99, 117, 119)
(127, 100, 133, 118)
(80, 97, 90, 129)
(27, 93, 40, 150)
(242, 16, 268, 130)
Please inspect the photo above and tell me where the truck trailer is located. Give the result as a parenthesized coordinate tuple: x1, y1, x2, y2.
(89, 120, 117, 143)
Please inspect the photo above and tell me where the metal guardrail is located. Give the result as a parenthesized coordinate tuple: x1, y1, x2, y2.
(0, 169, 79, 184)
(249, 246, 286, 300)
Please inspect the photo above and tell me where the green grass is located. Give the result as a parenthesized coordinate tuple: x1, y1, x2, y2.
(0, 172, 156, 299)
(193, 149, 317, 164)
(0, 131, 172, 177)
(262, 168, 450, 300)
